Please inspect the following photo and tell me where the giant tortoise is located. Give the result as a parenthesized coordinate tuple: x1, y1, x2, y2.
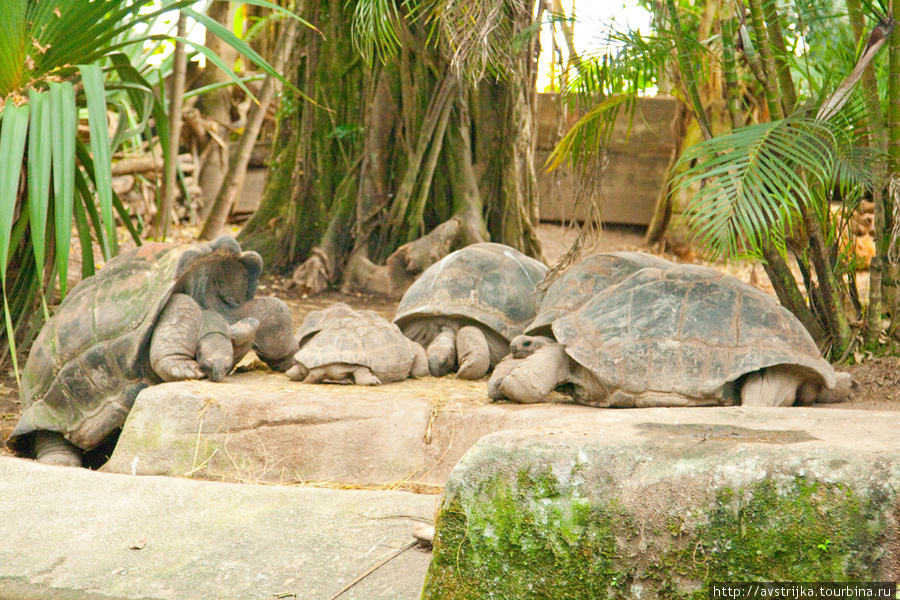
(7, 236, 297, 467)
(393, 243, 548, 379)
(492, 263, 853, 407)
(489, 251, 673, 396)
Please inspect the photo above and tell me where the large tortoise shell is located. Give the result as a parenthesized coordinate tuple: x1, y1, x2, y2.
(393, 243, 548, 343)
(9, 237, 261, 452)
(527, 251, 674, 336)
(552, 264, 836, 399)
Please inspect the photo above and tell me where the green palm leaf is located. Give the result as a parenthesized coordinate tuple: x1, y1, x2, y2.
(26, 90, 52, 320)
(544, 93, 633, 171)
(80, 63, 117, 260)
(49, 80, 77, 298)
(672, 117, 841, 259)
(0, 101, 29, 380)
(0, 103, 29, 283)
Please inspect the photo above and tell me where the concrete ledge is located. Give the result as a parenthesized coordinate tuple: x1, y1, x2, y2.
(103, 373, 598, 487)
(0, 455, 435, 600)
(422, 406, 900, 599)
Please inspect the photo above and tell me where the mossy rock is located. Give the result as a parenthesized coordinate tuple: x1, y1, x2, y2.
(422, 407, 900, 599)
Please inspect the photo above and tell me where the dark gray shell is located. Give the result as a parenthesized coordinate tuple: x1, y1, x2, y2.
(552, 264, 836, 400)
(393, 243, 548, 343)
(295, 311, 422, 383)
(527, 251, 674, 336)
(8, 237, 262, 453)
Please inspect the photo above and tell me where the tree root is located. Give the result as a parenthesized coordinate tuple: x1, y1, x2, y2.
(290, 248, 331, 296)
(341, 217, 483, 298)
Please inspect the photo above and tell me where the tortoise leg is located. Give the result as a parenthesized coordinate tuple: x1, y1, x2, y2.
(33, 431, 82, 468)
(232, 297, 297, 372)
(488, 355, 525, 401)
(408, 342, 429, 378)
(499, 343, 571, 403)
(229, 317, 260, 368)
(351, 366, 382, 386)
(426, 326, 456, 376)
(456, 325, 490, 380)
(302, 367, 328, 384)
(150, 294, 206, 382)
(740, 365, 808, 407)
(286, 362, 309, 382)
(196, 309, 236, 382)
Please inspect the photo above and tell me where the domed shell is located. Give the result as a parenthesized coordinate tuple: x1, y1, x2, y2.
(552, 264, 836, 400)
(8, 237, 262, 453)
(527, 251, 674, 336)
(295, 310, 421, 383)
(295, 302, 359, 348)
(393, 243, 548, 342)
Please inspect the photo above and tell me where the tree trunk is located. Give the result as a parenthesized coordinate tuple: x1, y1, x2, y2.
(196, 1, 237, 223)
(761, 0, 797, 114)
(243, 0, 545, 295)
(888, 0, 900, 327)
(155, 12, 188, 238)
(847, 0, 889, 346)
(199, 16, 298, 240)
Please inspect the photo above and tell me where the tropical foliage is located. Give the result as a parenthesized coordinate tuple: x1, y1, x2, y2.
(0, 0, 305, 373)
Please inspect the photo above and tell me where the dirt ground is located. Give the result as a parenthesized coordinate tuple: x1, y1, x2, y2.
(2, 222, 898, 456)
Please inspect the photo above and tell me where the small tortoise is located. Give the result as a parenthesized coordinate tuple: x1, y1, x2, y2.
(7, 236, 297, 467)
(393, 242, 548, 380)
(492, 263, 853, 407)
(294, 302, 359, 349)
(288, 306, 428, 385)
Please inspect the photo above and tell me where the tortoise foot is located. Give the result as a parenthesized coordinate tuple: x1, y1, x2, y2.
(34, 431, 82, 468)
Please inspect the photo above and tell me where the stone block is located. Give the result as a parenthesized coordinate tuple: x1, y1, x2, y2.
(423, 406, 900, 599)
(103, 372, 597, 487)
(0, 455, 435, 600)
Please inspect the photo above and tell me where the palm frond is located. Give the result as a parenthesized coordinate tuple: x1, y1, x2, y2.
(352, 0, 404, 63)
(546, 20, 702, 172)
(544, 92, 634, 172)
(0, 103, 29, 283)
(48, 80, 76, 298)
(80, 63, 117, 260)
(562, 28, 675, 108)
(673, 117, 843, 258)
(26, 90, 51, 318)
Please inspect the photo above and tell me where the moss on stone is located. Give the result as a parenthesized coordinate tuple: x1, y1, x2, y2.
(423, 471, 891, 600)
(662, 477, 888, 597)
(423, 467, 630, 600)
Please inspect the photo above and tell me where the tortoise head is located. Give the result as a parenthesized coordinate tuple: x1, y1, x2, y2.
(175, 236, 263, 315)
